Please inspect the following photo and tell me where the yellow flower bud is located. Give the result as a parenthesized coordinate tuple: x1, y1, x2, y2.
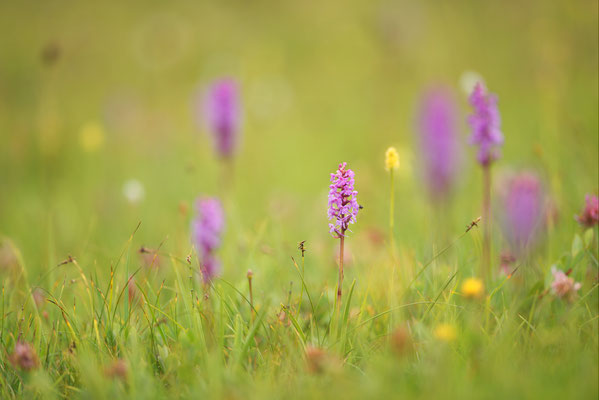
(385, 147, 400, 171)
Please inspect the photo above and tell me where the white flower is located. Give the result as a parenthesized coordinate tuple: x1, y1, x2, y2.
(123, 179, 145, 205)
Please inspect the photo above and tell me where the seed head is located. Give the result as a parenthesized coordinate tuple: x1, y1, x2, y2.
(298, 240, 307, 257)
(304, 346, 340, 374)
(128, 276, 138, 305)
(105, 359, 128, 380)
(390, 325, 413, 357)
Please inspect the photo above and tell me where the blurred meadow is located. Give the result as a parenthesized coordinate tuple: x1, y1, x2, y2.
(0, 1, 597, 399)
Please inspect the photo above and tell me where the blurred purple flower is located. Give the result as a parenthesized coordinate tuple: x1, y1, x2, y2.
(328, 162, 359, 238)
(201, 256, 221, 281)
(467, 82, 503, 166)
(417, 87, 461, 198)
(576, 194, 598, 227)
(192, 197, 225, 280)
(203, 79, 241, 159)
(9, 341, 39, 371)
(551, 267, 581, 301)
(500, 172, 545, 255)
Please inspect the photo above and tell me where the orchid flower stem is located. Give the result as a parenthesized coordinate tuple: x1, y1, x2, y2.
(337, 236, 345, 309)
(482, 165, 491, 279)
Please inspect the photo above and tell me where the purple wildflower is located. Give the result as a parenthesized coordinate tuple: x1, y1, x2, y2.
(417, 87, 461, 198)
(576, 194, 598, 227)
(467, 82, 503, 166)
(9, 341, 39, 371)
(192, 197, 225, 281)
(328, 163, 359, 238)
(500, 172, 545, 255)
(203, 79, 241, 159)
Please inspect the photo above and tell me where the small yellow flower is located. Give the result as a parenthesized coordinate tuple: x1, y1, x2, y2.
(79, 121, 105, 152)
(461, 277, 484, 299)
(434, 323, 456, 342)
(385, 147, 400, 171)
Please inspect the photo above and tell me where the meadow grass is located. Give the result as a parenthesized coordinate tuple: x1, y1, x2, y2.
(0, 216, 596, 399)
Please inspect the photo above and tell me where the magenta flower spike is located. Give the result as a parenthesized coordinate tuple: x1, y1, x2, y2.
(327, 162, 359, 306)
(192, 197, 225, 281)
(328, 162, 359, 238)
(467, 82, 503, 167)
(500, 172, 545, 256)
(576, 194, 598, 227)
(417, 87, 461, 199)
(203, 79, 241, 159)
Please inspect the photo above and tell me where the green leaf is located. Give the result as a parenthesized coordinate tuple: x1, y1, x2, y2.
(572, 234, 583, 256)
(342, 279, 356, 329)
(236, 301, 269, 368)
(286, 307, 307, 346)
(558, 253, 571, 268)
(571, 251, 586, 269)
(583, 228, 595, 248)
(527, 280, 545, 296)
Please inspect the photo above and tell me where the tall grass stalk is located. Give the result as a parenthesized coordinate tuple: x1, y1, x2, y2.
(247, 270, 254, 322)
(389, 168, 395, 251)
(297, 242, 306, 316)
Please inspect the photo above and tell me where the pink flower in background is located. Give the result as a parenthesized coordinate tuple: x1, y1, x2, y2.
(500, 172, 545, 255)
(417, 87, 461, 199)
(203, 79, 241, 159)
(9, 341, 39, 371)
(327, 162, 359, 238)
(576, 194, 598, 227)
(192, 197, 225, 280)
(551, 267, 581, 301)
(467, 82, 503, 166)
